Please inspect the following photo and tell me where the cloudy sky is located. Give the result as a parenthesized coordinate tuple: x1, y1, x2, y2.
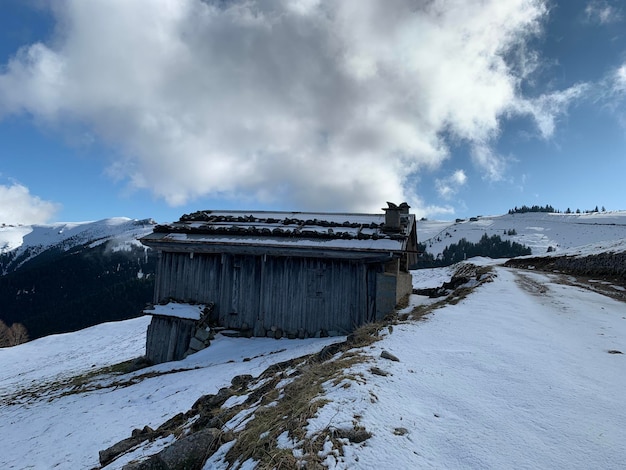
(0, 0, 624, 224)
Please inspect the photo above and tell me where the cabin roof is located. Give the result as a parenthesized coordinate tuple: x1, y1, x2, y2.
(141, 209, 417, 257)
(143, 302, 205, 320)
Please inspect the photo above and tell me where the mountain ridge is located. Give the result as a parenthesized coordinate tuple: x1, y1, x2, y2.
(0, 218, 158, 340)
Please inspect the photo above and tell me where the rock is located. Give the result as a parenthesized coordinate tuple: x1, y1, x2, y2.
(331, 428, 372, 443)
(121, 458, 162, 469)
(231, 374, 253, 389)
(127, 356, 153, 372)
(191, 387, 233, 413)
(156, 413, 186, 433)
(188, 337, 206, 351)
(132, 426, 154, 437)
(370, 366, 390, 377)
(157, 428, 221, 469)
(253, 323, 266, 337)
(317, 342, 344, 361)
(194, 328, 211, 342)
(220, 330, 240, 338)
(273, 328, 283, 339)
(380, 350, 400, 362)
(608, 349, 623, 354)
(122, 428, 221, 470)
(100, 435, 146, 467)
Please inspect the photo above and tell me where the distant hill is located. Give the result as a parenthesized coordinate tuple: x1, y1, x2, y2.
(0, 218, 158, 340)
(418, 211, 626, 258)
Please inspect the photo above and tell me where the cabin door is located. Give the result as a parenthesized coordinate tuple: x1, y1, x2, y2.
(225, 255, 261, 329)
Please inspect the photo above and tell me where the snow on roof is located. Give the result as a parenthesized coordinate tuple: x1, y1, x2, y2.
(141, 209, 416, 254)
(143, 302, 206, 320)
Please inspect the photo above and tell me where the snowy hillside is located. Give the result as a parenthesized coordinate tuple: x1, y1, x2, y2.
(0, 217, 156, 273)
(1, 259, 625, 469)
(420, 211, 626, 257)
(0, 218, 158, 340)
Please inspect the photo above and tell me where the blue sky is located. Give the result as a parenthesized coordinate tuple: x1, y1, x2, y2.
(0, 0, 625, 224)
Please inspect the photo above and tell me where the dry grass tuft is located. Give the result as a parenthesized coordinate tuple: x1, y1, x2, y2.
(224, 351, 365, 468)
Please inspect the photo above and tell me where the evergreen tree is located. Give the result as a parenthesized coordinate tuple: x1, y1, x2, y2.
(417, 234, 531, 268)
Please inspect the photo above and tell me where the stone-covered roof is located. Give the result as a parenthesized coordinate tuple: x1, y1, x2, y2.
(141, 209, 417, 258)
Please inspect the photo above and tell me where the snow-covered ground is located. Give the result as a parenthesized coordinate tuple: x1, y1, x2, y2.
(420, 211, 626, 256)
(1, 261, 625, 469)
(0, 319, 344, 469)
(306, 267, 626, 469)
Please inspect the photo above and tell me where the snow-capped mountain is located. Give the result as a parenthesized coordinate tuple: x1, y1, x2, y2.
(0, 218, 158, 340)
(0, 217, 156, 274)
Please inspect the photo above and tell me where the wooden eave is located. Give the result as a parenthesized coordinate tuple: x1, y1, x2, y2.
(140, 237, 405, 262)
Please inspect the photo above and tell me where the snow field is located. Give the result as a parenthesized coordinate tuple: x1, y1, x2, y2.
(1, 262, 625, 469)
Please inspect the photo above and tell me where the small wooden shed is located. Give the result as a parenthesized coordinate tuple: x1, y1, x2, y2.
(140, 203, 418, 363)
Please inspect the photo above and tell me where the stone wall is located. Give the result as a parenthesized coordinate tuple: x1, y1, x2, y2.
(505, 252, 626, 278)
(395, 271, 413, 304)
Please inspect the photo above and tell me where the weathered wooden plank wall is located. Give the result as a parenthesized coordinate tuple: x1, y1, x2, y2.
(153, 251, 385, 336)
(155, 252, 222, 305)
(255, 257, 373, 335)
(146, 315, 195, 363)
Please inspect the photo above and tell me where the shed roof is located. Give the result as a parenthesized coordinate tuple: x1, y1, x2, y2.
(143, 302, 205, 320)
(141, 209, 417, 258)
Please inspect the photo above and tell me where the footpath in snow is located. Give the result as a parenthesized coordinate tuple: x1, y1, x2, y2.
(305, 266, 626, 469)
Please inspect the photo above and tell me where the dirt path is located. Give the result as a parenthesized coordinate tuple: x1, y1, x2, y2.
(511, 267, 626, 303)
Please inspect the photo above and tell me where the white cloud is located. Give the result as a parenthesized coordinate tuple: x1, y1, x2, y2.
(0, 0, 577, 213)
(436, 170, 468, 200)
(585, 1, 622, 24)
(516, 84, 590, 139)
(603, 63, 626, 130)
(0, 183, 60, 225)
(612, 64, 626, 95)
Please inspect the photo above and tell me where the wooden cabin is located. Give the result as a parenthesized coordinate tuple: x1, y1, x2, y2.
(140, 203, 418, 363)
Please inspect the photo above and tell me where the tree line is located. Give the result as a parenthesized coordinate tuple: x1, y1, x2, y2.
(416, 233, 531, 268)
(508, 204, 607, 214)
(0, 320, 29, 347)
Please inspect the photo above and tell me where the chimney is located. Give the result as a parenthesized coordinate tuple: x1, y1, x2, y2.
(382, 202, 401, 231)
(399, 202, 411, 228)
(382, 202, 411, 232)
